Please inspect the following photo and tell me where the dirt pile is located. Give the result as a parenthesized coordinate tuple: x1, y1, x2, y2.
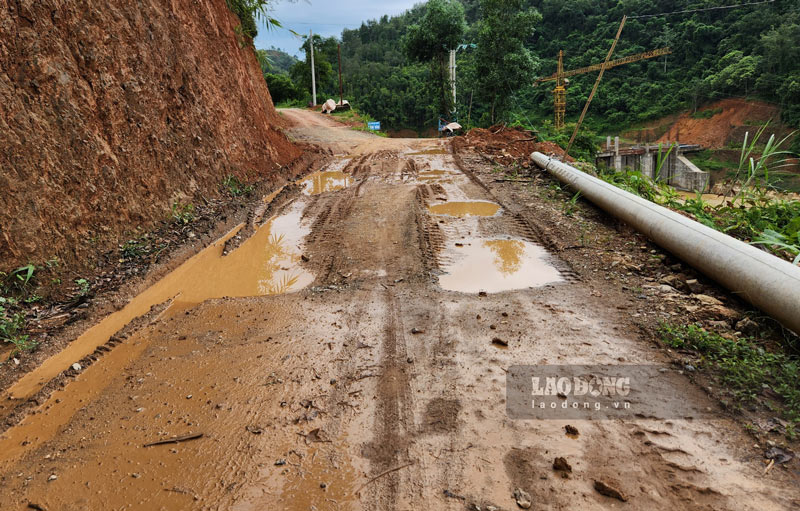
(0, 0, 303, 271)
(458, 125, 572, 166)
(655, 98, 793, 148)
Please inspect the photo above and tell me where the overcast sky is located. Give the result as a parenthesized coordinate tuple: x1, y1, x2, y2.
(253, 0, 421, 57)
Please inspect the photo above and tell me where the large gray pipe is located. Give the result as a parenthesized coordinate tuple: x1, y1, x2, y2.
(532, 152, 800, 334)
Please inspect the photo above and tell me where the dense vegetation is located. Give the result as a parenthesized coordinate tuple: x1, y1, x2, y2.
(272, 0, 800, 137)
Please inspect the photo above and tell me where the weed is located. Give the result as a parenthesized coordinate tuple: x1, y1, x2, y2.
(9, 264, 36, 290)
(0, 297, 35, 354)
(563, 191, 582, 216)
(660, 323, 800, 422)
(75, 278, 90, 296)
(222, 175, 254, 197)
(171, 201, 195, 225)
(121, 239, 144, 259)
(689, 107, 722, 119)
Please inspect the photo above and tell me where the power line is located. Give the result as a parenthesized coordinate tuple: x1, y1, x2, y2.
(628, 0, 775, 19)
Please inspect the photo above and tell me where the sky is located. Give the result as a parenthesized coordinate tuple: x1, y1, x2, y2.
(253, 0, 421, 57)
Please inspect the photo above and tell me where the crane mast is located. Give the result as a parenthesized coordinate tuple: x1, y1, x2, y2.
(537, 47, 672, 130)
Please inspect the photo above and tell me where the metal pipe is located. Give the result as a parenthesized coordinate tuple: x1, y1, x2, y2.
(532, 152, 800, 334)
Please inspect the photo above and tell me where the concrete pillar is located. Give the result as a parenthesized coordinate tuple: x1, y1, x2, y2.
(614, 137, 622, 171)
(607, 136, 611, 151)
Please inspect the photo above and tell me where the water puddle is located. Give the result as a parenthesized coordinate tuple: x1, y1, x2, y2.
(438, 237, 562, 293)
(300, 171, 353, 195)
(166, 200, 314, 314)
(408, 147, 449, 156)
(418, 169, 461, 183)
(1, 200, 313, 404)
(429, 201, 501, 218)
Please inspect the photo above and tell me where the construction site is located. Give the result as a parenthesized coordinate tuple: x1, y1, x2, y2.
(1, 1, 798, 510)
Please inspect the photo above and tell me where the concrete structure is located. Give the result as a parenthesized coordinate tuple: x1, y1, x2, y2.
(596, 140, 709, 192)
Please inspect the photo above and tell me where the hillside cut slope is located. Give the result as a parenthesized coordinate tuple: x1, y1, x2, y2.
(0, 0, 301, 270)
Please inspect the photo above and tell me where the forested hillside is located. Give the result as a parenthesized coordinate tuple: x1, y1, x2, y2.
(327, 0, 799, 137)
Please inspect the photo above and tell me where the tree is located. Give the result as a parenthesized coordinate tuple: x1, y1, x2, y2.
(265, 73, 301, 104)
(475, 0, 540, 125)
(290, 35, 338, 101)
(404, 0, 466, 119)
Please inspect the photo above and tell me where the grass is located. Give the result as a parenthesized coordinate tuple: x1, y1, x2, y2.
(171, 201, 195, 225)
(221, 175, 254, 197)
(332, 107, 389, 137)
(687, 149, 732, 173)
(690, 107, 723, 119)
(0, 296, 36, 355)
(660, 323, 800, 425)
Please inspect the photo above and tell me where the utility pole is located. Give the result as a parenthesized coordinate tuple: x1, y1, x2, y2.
(449, 49, 456, 118)
(338, 44, 343, 106)
(310, 29, 317, 106)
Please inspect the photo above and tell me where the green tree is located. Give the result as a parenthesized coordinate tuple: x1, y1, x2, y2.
(290, 35, 338, 103)
(475, 0, 540, 125)
(265, 73, 301, 104)
(404, 0, 466, 118)
(707, 51, 762, 95)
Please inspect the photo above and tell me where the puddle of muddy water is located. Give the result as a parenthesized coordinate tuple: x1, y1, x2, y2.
(407, 148, 449, 156)
(0, 200, 313, 404)
(301, 171, 353, 195)
(439, 237, 562, 293)
(429, 201, 501, 218)
(417, 169, 463, 184)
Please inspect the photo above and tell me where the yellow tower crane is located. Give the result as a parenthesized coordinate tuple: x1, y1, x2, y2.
(535, 47, 673, 130)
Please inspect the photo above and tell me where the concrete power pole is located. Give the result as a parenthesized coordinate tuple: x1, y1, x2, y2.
(449, 49, 456, 117)
(310, 30, 317, 106)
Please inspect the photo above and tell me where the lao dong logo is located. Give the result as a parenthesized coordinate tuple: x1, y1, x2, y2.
(506, 365, 713, 420)
(531, 375, 631, 398)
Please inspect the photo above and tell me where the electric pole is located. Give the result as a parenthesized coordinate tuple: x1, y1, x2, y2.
(338, 44, 343, 106)
(449, 49, 456, 118)
(310, 29, 317, 106)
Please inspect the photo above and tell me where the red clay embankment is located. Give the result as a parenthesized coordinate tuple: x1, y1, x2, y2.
(0, 0, 302, 271)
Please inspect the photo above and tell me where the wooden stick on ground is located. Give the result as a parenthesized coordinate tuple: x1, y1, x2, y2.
(355, 461, 415, 495)
(143, 433, 203, 447)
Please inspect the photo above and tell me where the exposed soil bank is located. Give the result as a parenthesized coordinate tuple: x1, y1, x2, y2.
(0, 0, 302, 271)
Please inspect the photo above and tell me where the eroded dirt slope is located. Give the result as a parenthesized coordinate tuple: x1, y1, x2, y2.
(0, 0, 301, 271)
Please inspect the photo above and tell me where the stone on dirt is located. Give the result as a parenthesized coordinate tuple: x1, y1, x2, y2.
(513, 488, 532, 509)
(594, 480, 628, 501)
(553, 457, 572, 473)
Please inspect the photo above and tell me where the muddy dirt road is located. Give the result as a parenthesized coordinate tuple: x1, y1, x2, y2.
(0, 109, 797, 510)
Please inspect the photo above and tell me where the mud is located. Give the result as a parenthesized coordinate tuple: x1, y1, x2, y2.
(0, 108, 797, 511)
(301, 171, 354, 196)
(438, 237, 563, 293)
(428, 201, 501, 218)
(0, 196, 312, 407)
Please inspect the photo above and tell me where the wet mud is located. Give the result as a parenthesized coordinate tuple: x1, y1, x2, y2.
(0, 110, 797, 511)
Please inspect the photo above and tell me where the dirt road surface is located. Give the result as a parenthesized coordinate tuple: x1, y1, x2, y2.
(0, 109, 797, 510)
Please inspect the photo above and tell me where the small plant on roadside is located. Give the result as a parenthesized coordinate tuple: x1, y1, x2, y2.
(75, 278, 90, 296)
(659, 323, 800, 423)
(7, 264, 36, 291)
(121, 239, 144, 259)
(171, 201, 195, 225)
(222, 175, 254, 197)
(563, 191, 582, 216)
(0, 296, 36, 354)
